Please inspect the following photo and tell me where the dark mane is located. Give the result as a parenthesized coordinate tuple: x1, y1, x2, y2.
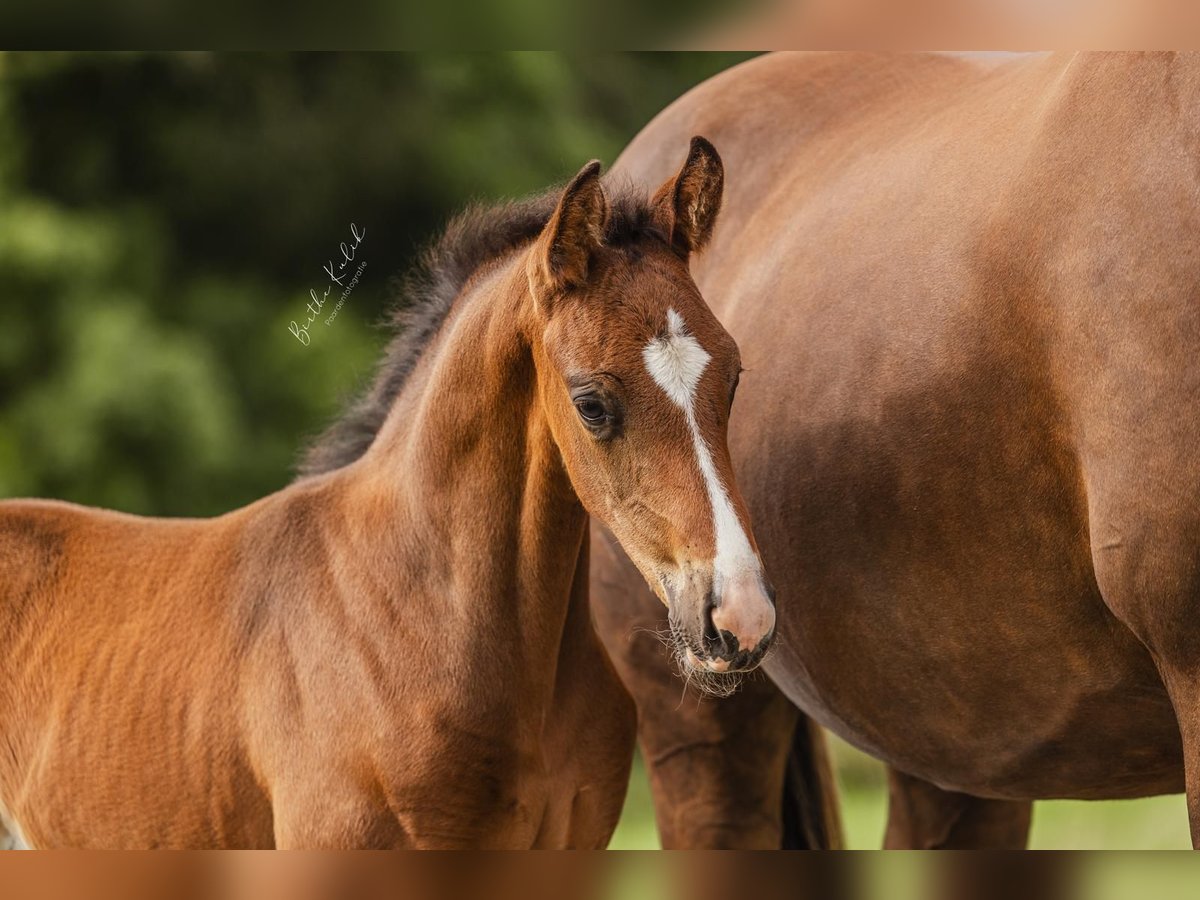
(297, 179, 662, 478)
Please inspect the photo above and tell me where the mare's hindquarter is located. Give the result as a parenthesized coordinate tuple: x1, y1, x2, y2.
(611, 51, 1198, 800)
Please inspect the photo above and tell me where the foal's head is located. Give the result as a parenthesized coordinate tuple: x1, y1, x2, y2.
(526, 138, 775, 678)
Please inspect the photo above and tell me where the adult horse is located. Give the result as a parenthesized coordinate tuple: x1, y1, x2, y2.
(0, 139, 779, 848)
(592, 51, 1200, 848)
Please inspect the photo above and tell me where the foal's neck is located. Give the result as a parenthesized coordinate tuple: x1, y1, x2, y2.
(335, 253, 586, 692)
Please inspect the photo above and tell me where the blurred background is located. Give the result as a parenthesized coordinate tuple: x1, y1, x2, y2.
(0, 51, 1191, 853)
(0, 51, 751, 515)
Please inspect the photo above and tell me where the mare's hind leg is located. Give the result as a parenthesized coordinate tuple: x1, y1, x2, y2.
(1161, 689, 1200, 847)
(1097, 564, 1200, 845)
(884, 767, 1032, 849)
(1084, 485, 1200, 843)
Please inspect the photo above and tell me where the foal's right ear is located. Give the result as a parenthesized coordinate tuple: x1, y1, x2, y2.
(652, 136, 724, 256)
(528, 161, 608, 307)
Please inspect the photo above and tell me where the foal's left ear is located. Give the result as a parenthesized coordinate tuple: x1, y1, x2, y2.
(652, 136, 724, 256)
(529, 160, 608, 304)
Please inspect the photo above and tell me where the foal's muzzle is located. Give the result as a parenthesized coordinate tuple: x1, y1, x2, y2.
(700, 579, 776, 672)
(669, 572, 777, 674)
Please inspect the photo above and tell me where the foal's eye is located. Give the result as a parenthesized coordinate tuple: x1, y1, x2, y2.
(574, 397, 607, 424)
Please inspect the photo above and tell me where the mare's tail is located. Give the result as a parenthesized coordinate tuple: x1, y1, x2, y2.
(781, 714, 844, 849)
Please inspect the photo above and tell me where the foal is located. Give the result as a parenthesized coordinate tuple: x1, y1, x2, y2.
(0, 138, 776, 848)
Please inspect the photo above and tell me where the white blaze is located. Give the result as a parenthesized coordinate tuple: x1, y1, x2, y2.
(642, 309, 760, 587)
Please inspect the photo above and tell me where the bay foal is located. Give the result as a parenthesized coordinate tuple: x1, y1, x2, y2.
(0, 138, 775, 848)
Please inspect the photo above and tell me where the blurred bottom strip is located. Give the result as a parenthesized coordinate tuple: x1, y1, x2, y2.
(0, 850, 1197, 900)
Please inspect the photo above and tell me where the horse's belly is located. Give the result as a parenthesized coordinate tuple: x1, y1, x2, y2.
(723, 260, 1187, 800)
(766, 614, 1183, 800)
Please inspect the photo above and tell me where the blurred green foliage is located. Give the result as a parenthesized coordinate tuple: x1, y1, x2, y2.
(0, 52, 752, 516)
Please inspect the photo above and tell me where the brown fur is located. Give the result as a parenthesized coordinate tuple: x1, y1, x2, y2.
(592, 51, 1200, 847)
(0, 143, 760, 848)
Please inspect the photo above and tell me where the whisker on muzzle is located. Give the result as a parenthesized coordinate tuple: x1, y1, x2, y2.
(665, 619, 745, 700)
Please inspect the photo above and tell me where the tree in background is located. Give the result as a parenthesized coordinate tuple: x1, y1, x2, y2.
(0, 52, 751, 516)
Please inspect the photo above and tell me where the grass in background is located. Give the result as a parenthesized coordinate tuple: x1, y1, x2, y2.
(610, 734, 1191, 850)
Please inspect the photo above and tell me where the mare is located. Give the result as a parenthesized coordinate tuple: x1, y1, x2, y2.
(592, 51, 1200, 848)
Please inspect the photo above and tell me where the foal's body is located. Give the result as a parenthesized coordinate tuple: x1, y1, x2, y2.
(594, 51, 1200, 846)
(0, 264, 630, 848)
(0, 142, 768, 848)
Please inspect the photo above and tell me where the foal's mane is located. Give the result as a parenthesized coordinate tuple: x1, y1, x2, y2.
(298, 179, 662, 477)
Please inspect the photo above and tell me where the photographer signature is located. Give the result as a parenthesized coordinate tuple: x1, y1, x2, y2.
(289, 223, 366, 346)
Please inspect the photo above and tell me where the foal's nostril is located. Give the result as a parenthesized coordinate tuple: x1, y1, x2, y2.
(706, 574, 775, 662)
(701, 594, 720, 647)
(702, 594, 740, 657)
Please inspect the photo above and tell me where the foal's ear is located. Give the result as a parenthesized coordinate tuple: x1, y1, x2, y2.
(529, 160, 608, 303)
(652, 136, 724, 256)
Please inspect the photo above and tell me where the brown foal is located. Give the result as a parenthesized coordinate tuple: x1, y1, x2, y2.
(0, 138, 775, 848)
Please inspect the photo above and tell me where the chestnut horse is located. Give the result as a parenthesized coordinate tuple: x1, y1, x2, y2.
(0, 139, 777, 848)
(592, 51, 1200, 848)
